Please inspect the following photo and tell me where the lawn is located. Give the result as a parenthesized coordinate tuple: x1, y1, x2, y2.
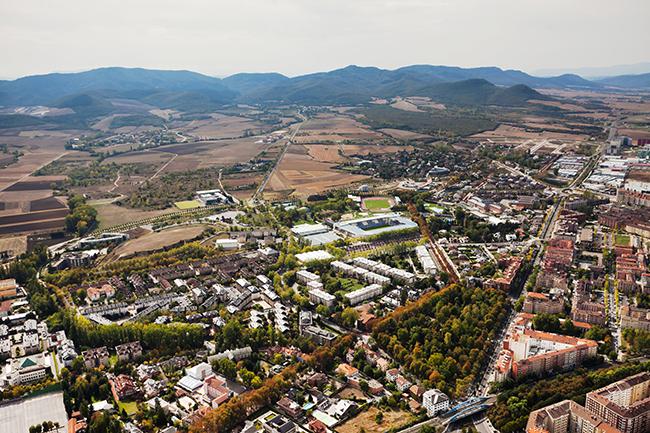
(118, 400, 138, 415)
(175, 200, 202, 210)
(364, 198, 391, 211)
(340, 278, 365, 292)
(615, 234, 630, 246)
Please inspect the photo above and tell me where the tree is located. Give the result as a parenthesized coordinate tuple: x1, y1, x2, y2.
(531, 313, 561, 334)
(359, 380, 369, 393)
(341, 307, 359, 328)
(375, 411, 384, 424)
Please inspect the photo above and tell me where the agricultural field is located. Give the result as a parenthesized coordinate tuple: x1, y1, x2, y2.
(91, 201, 175, 229)
(295, 113, 385, 144)
(0, 195, 68, 236)
(152, 136, 273, 172)
(265, 144, 368, 198)
(173, 113, 268, 140)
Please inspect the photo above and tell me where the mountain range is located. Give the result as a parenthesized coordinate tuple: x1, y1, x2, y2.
(0, 65, 648, 119)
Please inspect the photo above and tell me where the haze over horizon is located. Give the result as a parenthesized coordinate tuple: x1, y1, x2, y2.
(2, 0, 649, 80)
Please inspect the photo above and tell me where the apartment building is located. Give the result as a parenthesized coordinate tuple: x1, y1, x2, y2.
(585, 372, 650, 433)
(527, 399, 621, 433)
(504, 329, 597, 379)
(422, 389, 450, 417)
(523, 292, 564, 315)
(344, 284, 383, 306)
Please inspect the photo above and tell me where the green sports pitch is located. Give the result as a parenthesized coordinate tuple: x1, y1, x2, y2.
(174, 200, 202, 210)
(362, 197, 392, 211)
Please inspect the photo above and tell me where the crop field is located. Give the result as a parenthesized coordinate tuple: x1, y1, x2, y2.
(154, 136, 273, 173)
(175, 113, 267, 139)
(0, 235, 27, 256)
(378, 128, 432, 140)
(342, 144, 413, 156)
(390, 97, 424, 112)
(299, 113, 383, 141)
(305, 144, 346, 163)
(0, 127, 87, 181)
(266, 145, 367, 198)
(471, 124, 590, 142)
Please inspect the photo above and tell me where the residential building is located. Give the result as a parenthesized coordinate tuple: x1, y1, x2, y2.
(0, 279, 18, 299)
(422, 389, 450, 417)
(503, 329, 597, 379)
(263, 414, 296, 433)
(203, 375, 231, 407)
(585, 372, 650, 433)
(278, 396, 303, 418)
(83, 346, 110, 369)
(116, 341, 143, 362)
(110, 374, 140, 402)
(309, 288, 336, 307)
(620, 305, 650, 331)
(527, 400, 621, 433)
(344, 284, 383, 306)
(523, 292, 564, 315)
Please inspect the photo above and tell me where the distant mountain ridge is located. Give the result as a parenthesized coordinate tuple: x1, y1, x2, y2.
(1, 65, 649, 117)
(595, 72, 650, 89)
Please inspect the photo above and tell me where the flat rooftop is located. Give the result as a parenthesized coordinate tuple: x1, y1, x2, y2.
(334, 213, 417, 237)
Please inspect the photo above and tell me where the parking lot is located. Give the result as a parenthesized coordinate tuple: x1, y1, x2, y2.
(0, 391, 68, 433)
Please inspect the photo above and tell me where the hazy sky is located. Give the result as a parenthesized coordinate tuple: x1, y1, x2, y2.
(2, 0, 649, 79)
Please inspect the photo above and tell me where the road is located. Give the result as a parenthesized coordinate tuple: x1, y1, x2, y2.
(252, 115, 307, 202)
(0, 151, 69, 192)
(473, 200, 560, 397)
(149, 152, 178, 180)
(474, 417, 499, 433)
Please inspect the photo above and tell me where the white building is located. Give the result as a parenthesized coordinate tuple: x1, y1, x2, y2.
(422, 389, 449, 417)
(296, 270, 321, 284)
(309, 288, 336, 307)
(415, 245, 437, 275)
(295, 250, 334, 263)
(344, 284, 383, 306)
(215, 238, 239, 250)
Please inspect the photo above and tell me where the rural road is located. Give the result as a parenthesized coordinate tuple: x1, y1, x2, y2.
(0, 150, 69, 193)
(252, 116, 306, 202)
(149, 152, 178, 180)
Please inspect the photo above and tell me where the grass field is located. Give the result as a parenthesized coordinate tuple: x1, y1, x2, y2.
(175, 200, 202, 209)
(615, 233, 631, 246)
(117, 401, 138, 416)
(364, 198, 390, 210)
(336, 407, 412, 433)
(362, 197, 393, 211)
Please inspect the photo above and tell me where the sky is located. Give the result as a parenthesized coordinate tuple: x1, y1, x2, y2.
(2, 0, 649, 79)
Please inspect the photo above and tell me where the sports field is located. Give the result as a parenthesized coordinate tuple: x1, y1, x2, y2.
(175, 200, 202, 209)
(362, 197, 392, 211)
